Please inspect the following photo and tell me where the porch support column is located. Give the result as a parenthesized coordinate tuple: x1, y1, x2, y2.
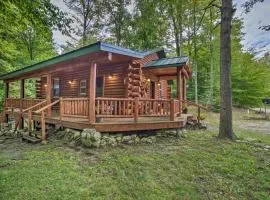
(4, 81, 9, 123)
(89, 62, 97, 124)
(183, 76, 186, 101)
(177, 67, 182, 115)
(19, 79, 25, 129)
(46, 74, 52, 117)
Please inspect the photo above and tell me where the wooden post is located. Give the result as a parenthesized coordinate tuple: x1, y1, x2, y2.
(265, 102, 267, 120)
(183, 76, 186, 101)
(198, 107, 201, 124)
(170, 99, 175, 121)
(4, 82, 9, 123)
(46, 74, 52, 117)
(59, 97, 63, 121)
(28, 110, 32, 135)
(41, 111, 46, 144)
(177, 67, 182, 115)
(89, 62, 97, 124)
(19, 79, 25, 129)
(134, 97, 139, 122)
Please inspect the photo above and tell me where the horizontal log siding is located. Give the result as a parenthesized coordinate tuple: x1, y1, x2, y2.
(51, 67, 89, 97)
(35, 52, 168, 100)
(135, 53, 169, 99)
(38, 62, 128, 98)
(99, 64, 126, 98)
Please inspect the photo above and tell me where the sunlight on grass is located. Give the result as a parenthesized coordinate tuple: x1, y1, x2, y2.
(0, 109, 270, 200)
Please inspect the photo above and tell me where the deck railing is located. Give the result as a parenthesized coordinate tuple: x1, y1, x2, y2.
(5, 98, 46, 110)
(5, 98, 21, 108)
(96, 97, 134, 117)
(22, 99, 46, 110)
(60, 98, 89, 119)
(139, 99, 171, 117)
(95, 97, 180, 122)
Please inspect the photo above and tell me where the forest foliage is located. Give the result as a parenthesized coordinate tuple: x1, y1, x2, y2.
(0, 0, 269, 109)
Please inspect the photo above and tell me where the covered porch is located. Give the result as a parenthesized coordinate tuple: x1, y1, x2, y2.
(2, 48, 198, 144)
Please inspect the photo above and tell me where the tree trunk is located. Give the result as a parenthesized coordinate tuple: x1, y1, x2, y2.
(209, 7, 214, 108)
(193, 1, 198, 103)
(219, 0, 235, 140)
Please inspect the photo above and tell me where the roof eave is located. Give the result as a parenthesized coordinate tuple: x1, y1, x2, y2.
(0, 42, 102, 80)
(0, 42, 165, 81)
(144, 62, 187, 69)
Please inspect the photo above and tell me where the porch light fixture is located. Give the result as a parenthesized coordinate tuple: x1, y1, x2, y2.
(147, 78, 150, 82)
(44, 84, 48, 87)
(157, 82, 161, 86)
(108, 75, 113, 79)
(68, 80, 72, 84)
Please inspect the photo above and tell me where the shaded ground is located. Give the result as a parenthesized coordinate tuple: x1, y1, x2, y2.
(0, 108, 270, 200)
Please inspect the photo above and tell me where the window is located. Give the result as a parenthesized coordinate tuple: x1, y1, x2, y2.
(96, 77, 104, 97)
(150, 81, 155, 99)
(159, 83, 163, 99)
(53, 78, 60, 97)
(80, 80, 87, 95)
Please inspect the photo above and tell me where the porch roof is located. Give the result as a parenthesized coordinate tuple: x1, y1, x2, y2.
(143, 56, 191, 79)
(144, 56, 189, 68)
(0, 41, 165, 80)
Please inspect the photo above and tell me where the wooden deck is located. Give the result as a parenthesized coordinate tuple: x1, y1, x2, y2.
(3, 97, 205, 143)
(20, 112, 189, 132)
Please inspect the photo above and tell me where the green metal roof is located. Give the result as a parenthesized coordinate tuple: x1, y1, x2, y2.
(0, 41, 165, 80)
(144, 56, 189, 68)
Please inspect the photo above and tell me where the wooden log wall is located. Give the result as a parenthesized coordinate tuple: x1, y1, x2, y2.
(38, 62, 128, 99)
(35, 52, 170, 100)
(127, 53, 170, 100)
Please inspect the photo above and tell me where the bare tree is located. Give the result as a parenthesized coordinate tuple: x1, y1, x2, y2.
(219, 0, 235, 140)
(64, 0, 95, 46)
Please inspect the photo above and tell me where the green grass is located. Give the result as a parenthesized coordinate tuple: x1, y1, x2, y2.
(0, 109, 270, 199)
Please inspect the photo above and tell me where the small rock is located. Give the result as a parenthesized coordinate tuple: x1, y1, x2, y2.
(122, 136, 132, 142)
(116, 136, 122, 142)
(149, 136, 156, 143)
(134, 137, 140, 144)
(100, 139, 107, 147)
(141, 137, 148, 143)
(176, 129, 183, 138)
(102, 133, 110, 137)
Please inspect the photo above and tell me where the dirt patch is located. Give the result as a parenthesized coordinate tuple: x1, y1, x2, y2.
(238, 121, 270, 134)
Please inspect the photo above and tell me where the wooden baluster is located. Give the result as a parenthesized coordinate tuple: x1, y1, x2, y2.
(60, 97, 63, 121)
(101, 100, 104, 115)
(134, 97, 139, 122)
(41, 111, 46, 144)
(118, 101, 121, 115)
(170, 99, 175, 121)
(28, 110, 32, 135)
(97, 100, 100, 115)
(198, 107, 201, 124)
(114, 100, 117, 115)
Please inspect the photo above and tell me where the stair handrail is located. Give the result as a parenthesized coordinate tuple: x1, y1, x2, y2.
(181, 100, 209, 124)
(35, 99, 60, 114)
(23, 100, 47, 113)
(181, 100, 209, 111)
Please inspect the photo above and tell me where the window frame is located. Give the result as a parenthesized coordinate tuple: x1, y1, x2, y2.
(53, 77, 60, 97)
(79, 79, 87, 96)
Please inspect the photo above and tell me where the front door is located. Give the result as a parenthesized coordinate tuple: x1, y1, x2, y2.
(150, 81, 155, 99)
(96, 76, 104, 97)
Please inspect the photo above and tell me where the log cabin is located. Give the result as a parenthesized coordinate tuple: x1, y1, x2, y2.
(0, 41, 202, 143)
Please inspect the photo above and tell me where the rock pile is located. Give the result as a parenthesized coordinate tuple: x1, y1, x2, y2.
(56, 128, 186, 148)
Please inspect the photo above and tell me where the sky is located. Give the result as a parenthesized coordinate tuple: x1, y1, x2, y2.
(52, 0, 270, 57)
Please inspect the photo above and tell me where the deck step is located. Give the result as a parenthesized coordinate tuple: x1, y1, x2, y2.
(22, 135, 42, 144)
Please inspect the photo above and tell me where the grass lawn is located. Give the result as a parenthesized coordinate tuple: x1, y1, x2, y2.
(0, 109, 269, 200)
